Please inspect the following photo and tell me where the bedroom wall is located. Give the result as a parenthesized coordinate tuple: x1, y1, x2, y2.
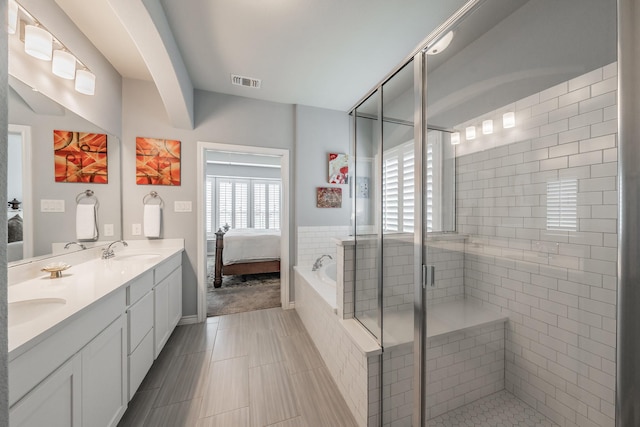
(122, 79, 296, 316)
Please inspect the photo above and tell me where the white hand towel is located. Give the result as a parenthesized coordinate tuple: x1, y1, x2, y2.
(144, 204, 162, 238)
(76, 204, 98, 240)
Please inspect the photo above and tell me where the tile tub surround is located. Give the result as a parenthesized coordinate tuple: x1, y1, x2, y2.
(297, 225, 351, 267)
(455, 63, 618, 427)
(294, 267, 379, 427)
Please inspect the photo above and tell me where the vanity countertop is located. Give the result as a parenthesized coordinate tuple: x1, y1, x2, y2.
(8, 241, 184, 360)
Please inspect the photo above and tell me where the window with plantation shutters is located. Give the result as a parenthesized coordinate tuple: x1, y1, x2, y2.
(207, 177, 281, 235)
(547, 179, 577, 231)
(425, 142, 433, 232)
(206, 176, 215, 234)
(382, 141, 415, 232)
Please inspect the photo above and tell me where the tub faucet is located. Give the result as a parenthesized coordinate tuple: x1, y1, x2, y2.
(312, 254, 332, 271)
(102, 240, 128, 259)
(64, 241, 86, 250)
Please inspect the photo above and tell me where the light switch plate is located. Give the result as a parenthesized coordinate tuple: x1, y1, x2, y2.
(132, 223, 142, 236)
(174, 201, 192, 212)
(41, 199, 65, 212)
(104, 224, 114, 237)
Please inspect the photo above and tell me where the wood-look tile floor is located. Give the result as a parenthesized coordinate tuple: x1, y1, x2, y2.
(118, 308, 359, 427)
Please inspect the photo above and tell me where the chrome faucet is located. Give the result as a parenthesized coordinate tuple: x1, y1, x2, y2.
(64, 241, 86, 250)
(312, 254, 332, 271)
(102, 240, 128, 259)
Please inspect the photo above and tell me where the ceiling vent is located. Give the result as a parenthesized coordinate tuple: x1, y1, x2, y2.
(231, 74, 261, 89)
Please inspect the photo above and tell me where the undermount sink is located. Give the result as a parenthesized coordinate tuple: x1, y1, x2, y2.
(8, 298, 67, 327)
(114, 253, 161, 261)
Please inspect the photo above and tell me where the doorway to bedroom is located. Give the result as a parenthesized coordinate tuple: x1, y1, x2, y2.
(196, 142, 290, 321)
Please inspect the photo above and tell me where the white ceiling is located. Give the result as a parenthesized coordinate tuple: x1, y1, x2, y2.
(53, 0, 467, 112)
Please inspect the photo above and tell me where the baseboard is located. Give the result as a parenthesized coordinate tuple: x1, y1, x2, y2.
(178, 315, 199, 325)
(284, 301, 295, 310)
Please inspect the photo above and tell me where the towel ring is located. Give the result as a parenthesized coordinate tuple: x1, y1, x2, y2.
(143, 191, 164, 208)
(76, 189, 99, 207)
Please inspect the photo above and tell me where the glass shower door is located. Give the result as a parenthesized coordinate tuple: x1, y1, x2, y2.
(380, 60, 419, 427)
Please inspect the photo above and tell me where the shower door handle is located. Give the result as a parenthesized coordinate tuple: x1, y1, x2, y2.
(422, 265, 435, 288)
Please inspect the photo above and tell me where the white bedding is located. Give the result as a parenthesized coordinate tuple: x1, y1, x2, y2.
(222, 228, 281, 265)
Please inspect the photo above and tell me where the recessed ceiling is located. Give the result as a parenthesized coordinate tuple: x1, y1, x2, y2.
(55, 0, 468, 112)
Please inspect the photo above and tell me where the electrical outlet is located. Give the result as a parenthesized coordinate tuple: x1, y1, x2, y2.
(132, 223, 142, 236)
(104, 224, 114, 237)
(41, 199, 65, 212)
(174, 201, 192, 212)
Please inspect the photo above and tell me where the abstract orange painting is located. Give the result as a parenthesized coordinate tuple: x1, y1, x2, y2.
(136, 137, 181, 185)
(54, 130, 108, 183)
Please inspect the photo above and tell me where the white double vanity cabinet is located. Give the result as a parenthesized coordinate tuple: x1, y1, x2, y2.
(7, 240, 184, 427)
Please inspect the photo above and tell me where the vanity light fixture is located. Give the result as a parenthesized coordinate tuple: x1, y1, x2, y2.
(451, 132, 461, 145)
(503, 111, 516, 128)
(8, 0, 18, 34)
(52, 50, 76, 80)
(24, 24, 53, 60)
(426, 31, 454, 55)
(482, 119, 493, 135)
(75, 69, 96, 95)
(466, 126, 476, 141)
(10, 2, 97, 95)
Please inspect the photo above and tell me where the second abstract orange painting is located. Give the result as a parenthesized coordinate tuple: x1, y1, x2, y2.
(54, 130, 108, 183)
(135, 137, 181, 185)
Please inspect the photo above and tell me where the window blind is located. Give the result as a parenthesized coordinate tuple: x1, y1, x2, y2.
(207, 177, 281, 234)
(547, 179, 577, 231)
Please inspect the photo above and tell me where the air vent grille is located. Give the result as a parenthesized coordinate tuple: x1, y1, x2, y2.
(231, 74, 261, 89)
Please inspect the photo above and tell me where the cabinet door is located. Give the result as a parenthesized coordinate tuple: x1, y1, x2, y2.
(154, 277, 170, 358)
(10, 354, 81, 427)
(82, 315, 127, 427)
(128, 290, 154, 353)
(168, 266, 183, 330)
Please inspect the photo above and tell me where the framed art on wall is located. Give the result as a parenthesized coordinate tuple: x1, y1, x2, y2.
(316, 187, 342, 208)
(136, 137, 181, 185)
(54, 130, 108, 183)
(328, 153, 349, 184)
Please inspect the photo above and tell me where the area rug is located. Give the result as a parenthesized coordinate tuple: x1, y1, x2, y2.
(207, 257, 281, 316)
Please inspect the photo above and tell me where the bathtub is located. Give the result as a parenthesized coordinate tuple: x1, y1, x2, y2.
(294, 262, 337, 311)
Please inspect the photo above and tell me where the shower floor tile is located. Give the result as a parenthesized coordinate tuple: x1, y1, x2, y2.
(427, 390, 559, 427)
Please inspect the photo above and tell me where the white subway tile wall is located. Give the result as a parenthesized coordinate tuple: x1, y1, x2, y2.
(426, 323, 505, 419)
(381, 343, 414, 427)
(297, 225, 351, 267)
(456, 63, 617, 427)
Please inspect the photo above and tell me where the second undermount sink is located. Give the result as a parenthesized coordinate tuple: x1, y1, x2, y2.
(9, 298, 67, 327)
(113, 253, 162, 261)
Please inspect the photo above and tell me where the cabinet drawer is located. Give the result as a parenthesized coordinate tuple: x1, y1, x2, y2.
(154, 252, 181, 284)
(128, 329, 154, 400)
(129, 270, 154, 306)
(128, 291, 154, 353)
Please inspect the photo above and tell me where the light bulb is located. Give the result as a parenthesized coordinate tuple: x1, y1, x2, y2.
(482, 120, 493, 135)
(466, 126, 476, 141)
(503, 112, 516, 129)
(52, 50, 77, 80)
(451, 132, 460, 145)
(75, 69, 96, 95)
(24, 25, 53, 60)
(8, 0, 18, 35)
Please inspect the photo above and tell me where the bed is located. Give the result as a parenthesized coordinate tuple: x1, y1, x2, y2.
(213, 227, 281, 288)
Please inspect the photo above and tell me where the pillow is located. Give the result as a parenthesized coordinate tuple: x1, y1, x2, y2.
(8, 214, 23, 243)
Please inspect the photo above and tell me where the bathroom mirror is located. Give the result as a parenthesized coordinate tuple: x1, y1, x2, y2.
(7, 77, 122, 264)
